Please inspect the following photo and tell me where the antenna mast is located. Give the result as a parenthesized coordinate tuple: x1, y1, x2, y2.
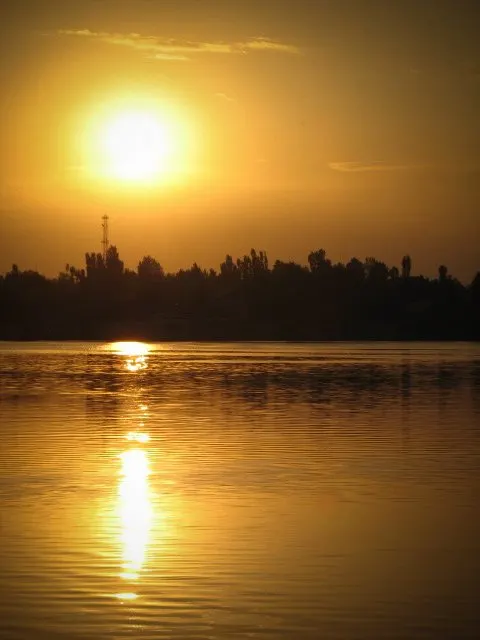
(101, 215, 109, 260)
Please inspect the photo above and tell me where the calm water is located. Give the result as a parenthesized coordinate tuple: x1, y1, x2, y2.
(0, 342, 479, 640)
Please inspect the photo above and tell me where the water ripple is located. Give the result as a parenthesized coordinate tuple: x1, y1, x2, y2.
(0, 342, 479, 639)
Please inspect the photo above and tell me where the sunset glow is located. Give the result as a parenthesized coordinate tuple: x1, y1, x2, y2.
(2, 2, 479, 637)
(1, 3, 478, 280)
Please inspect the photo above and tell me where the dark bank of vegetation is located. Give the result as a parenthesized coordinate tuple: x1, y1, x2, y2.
(0, 247, 479, 340)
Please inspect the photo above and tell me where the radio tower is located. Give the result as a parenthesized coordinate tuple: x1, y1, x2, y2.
(101, 215, 109, 261)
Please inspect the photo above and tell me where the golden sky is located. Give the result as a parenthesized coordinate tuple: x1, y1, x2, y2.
(0, 0, 479, 280)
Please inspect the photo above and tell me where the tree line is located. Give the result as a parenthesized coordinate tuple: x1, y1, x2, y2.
(0, 247, 479, 340)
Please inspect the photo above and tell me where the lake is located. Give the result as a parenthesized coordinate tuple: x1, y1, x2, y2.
(0, 342, 479, 639)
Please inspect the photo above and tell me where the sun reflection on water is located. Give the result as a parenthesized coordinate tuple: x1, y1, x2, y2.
(108, 340, 154, 600)
(115, 592, 138, 602)
(126, 431, 150, 444)
(117, 447, 152, 591)
(125, 356, 148, 372)
(109, 342, 150, 357)
(108, 341, 151, 372)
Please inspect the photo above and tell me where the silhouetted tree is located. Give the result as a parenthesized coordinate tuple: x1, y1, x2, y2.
(251, 249, 269, 276)
(308, 249, 331, 273)
(61, 264, 85, 284)
(389, 266, 400, 280)
(138, 256, 164, 279)
(105, 246, 124, 276)
(0, 245, 477, 341)
(85, 252, 105, 279)
(471, 272, 480, 297)
(365, 257, 389, 283)
(346, 258, 365, 284)
(220, 254, 238, 277)
(401, 255, 412, 279)
(236, 249, 268, 280)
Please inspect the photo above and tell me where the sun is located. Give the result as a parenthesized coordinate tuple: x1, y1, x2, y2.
(77, 95, 197, 188)
(100, 110, 173, 182)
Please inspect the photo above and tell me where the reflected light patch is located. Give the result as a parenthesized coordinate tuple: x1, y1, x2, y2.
(110, 341, 150, 357)
(120, 571, 139, 580)
(125, 356, 148, 372)
(107, 342, 150, 372)
(126, 432, 150, 444)
(118, 449, 152, 581)
(115, 592, 138, 601)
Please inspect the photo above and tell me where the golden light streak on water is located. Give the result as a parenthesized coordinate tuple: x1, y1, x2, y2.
(116, 447, 152, 600)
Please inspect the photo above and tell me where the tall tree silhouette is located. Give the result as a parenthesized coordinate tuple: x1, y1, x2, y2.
(105, 246, 124, 277)
(438, 265, 448, 283)
(220, 254, 238, 278)
(401, 255, 412, 279)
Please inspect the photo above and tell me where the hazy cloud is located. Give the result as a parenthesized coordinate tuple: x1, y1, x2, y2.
(243, 38, 300, 55)
(215, 92, 236, 103)
(56, 30, 300, 60)
(328, 161, 408, 173)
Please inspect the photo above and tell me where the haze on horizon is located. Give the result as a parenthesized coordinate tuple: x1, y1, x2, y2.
(0, 0, 479, 281)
